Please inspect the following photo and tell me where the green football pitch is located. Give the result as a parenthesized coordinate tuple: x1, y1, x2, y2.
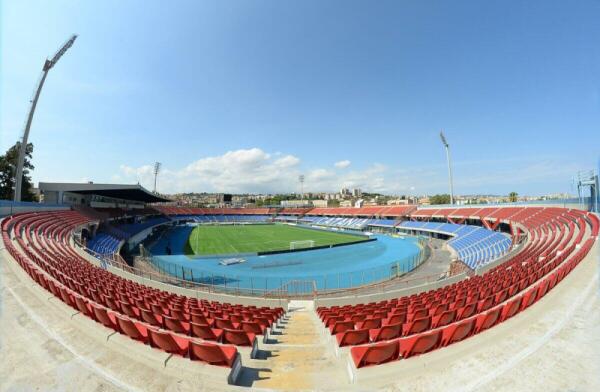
(186, 224, 365, 255)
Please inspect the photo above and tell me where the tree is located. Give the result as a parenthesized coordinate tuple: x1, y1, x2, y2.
(0, 142, 37, 201)
(508, 192, 518, 202)
(429, 194, 451, 205)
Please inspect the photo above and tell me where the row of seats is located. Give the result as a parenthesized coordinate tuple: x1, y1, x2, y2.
(398, 221, 512, 269)
(86, 232, 121, 255)
(316, 207, 598, 368)
(1, 210, 285, 370)
(301, 216, 369, 230)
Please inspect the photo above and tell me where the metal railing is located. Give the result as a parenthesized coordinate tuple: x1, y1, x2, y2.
(75, 236, 435, 299)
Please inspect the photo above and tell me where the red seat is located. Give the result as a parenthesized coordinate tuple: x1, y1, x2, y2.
(222, 329, 255, 346)
(191, 313, 213, 326)
(74, 295, 94, 319)
(369, 323, 402, 342)
(190, 322, 223, 341)
(456, 302, 477, 320)
(91, 304, 118, 331)
(115, 314, 149, 343)
(214, 317, 238, 330)
(500, 297, 522, 321)
(402, 316, 431, 336)
(408, 308, 429, 321)
(474, 308, 501, 333)
(399, 330, 442, 359)
(358, 318, 382, 330)
(164, 315, 191, 335)
(119, 301, 141, 319)
(350, 340, 399, 368)
(329, 321, 355, 335)
(336, 329, 370, 347)
(384, 312, 407, 326)
(140, 308, 163, 328)
(148, 329, 190, 356)
(520, 288, 538, 311)
(432, 309, 456, 328)
(241, 321, 265, 335)
(189, 341, 238, 367)
(440, 318, 475, 347)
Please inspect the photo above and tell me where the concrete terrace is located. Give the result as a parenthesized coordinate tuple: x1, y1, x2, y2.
(1, 214, 599, 391)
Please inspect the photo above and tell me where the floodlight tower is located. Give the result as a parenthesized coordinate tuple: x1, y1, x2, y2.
(439, 131, 455, 205)
(153, 162, 162, 193)
(14, 35, 78, 202)
(299, 175, 305, 201)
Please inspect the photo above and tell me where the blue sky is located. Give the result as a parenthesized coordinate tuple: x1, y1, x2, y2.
(1, 1, 599, 196)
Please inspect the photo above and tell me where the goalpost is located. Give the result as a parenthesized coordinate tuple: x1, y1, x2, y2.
(290, 240, 315, 250)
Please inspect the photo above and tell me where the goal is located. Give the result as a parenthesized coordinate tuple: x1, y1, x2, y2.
(290, 240, 315, 250)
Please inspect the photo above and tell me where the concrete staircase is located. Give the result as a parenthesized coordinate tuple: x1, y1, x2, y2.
(239, 300, 350, 390)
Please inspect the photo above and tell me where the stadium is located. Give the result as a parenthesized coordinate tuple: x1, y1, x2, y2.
(1, 186, 599, 390)
(2, 2, 600, 392)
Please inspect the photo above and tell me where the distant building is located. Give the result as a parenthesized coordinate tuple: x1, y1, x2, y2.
(352, 188, 362, 197)
(340, 200, 353, 207)
(311, 200, 328, 208)
(387, 199, 409, 205)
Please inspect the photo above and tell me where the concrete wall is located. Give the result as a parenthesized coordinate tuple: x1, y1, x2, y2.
(0, 200, 69, 217)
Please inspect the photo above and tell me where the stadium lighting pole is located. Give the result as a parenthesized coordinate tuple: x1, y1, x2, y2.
(153, 162, 162, 193)
(439, 131, 455, 205)
(14, 35, 77, 202)
(299, 175, 305, 201)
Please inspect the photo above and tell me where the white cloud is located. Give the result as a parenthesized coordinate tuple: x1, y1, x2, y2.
(113, 148, 580, 196)
(334, 160, 351, 169)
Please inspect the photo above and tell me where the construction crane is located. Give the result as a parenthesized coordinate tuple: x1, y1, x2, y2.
(13, 34, 77, 202)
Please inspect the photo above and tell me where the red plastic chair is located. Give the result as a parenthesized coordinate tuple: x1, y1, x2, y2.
(148, 329, 190, 356)
(140, 308, 164, 328)
(402, 316, 431, 336)
(241, 321, 266, 335)
(399, 330, 442, 359)
(336, 329, 370, 347)
(350, 340, 400, 368)
(474, 308, 501, 334)
(73, 295, 94, 319)
(115, 314, 150, 343)
(189, 341, 238, 367)
(432, 309, 456, 328)
(369, 323, 402, 342)
(222, 329, 255, 346)
(440, 318, 476, 347)
(456, 302, 477, 320)
(357, 318, 382, 330)
(384, 313, 406, 325)
(164, 315, 191, 335)
(91, 304, 118, 331)
(500, 296, 522, 322)
(329, 321, 355, 335)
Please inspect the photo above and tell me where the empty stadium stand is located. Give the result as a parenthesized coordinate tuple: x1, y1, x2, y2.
(1, 210, 286, 384)
(314, 206, 598, 375)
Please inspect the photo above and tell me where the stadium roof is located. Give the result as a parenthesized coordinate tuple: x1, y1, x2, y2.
(38, 182, 171, 203)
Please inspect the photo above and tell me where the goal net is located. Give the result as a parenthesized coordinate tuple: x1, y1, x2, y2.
(290, 240, 315, 250)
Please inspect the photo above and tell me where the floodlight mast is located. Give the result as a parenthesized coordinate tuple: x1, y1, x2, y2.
(440, 131, 455, 205)
(153, 162, 162, 193)
(13, 35, 77, 202)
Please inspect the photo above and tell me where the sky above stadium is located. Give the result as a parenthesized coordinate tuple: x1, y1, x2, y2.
(1, 1, 599, 196)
